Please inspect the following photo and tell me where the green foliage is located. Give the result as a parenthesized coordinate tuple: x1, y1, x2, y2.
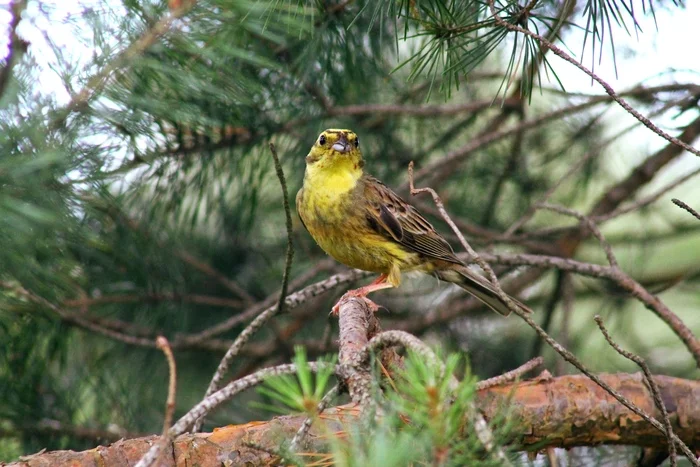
(328, 352, 513, 466)
(256, 347, 336, 415)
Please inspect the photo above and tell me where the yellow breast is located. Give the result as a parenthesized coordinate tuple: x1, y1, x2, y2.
(297, 171, 417, 274)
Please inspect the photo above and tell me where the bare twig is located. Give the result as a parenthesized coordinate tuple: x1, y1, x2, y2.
(596, 167, 700, 222)
(594, 316, 678, 466)
(192, 270, 368, 432)
(409, 176, 698, 463)
(242, 441, 303, 467)
(156, 337, 177, 435)
(176, 251, 255, 304)
(180, 269, 368, 345)
(408, 162, 519, 312)
(182, 362, 335, 435)
(269, 142, 295, 317)
(135, 362, 334, 467)
(539, 203, 619, 269)
(289, 384, 339, 452)
(475, 251, 700, 367)
(363, 330, 456, 389)
(475, 357, 544, 391)
(672, 198, 700, 221)
(487, 0, 700, 158)
(134, 337, 179, 467)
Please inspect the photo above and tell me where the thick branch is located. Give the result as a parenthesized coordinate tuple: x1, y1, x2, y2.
(9, 374, 699, 466)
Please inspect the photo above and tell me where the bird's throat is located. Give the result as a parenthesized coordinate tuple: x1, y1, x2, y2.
(303, 162, 362, 220)
(305, 161, 362, 198)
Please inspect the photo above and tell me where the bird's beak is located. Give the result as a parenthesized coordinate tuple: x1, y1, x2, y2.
(331, 134, 351, 153)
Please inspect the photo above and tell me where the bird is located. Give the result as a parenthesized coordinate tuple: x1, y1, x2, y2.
(295, 129, 532, 316)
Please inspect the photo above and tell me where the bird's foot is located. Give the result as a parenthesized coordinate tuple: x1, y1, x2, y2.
(331, 289, 381, 316)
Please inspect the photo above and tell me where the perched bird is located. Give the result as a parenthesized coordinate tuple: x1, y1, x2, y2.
(296, 129, 531, 316)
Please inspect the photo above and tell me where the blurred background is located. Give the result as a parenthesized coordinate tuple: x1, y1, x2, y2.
(0, 0, 698, 463)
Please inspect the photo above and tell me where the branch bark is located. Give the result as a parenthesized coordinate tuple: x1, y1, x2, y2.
(8, 373, 699, 466)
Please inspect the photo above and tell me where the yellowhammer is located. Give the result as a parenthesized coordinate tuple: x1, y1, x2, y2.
(296, 129, 532, 316)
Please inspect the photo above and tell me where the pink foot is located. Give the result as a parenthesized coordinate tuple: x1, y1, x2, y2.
(331, 290, 381, 316)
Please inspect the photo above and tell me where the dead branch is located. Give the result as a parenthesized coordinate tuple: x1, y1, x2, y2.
(8, 373, 699, 467)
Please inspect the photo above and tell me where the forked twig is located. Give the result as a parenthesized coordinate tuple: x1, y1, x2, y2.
(594, 316, 678, 466)
(475, 357, 543, 391)
(290, 384, 339, 451)
(192, 269, 367, 431)
(407, 166, 699, 465)
(487, 0, 700, 159)
(538, 203, 618, 269)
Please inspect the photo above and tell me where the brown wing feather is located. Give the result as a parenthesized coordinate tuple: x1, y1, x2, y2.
(363, 175, 462, 264)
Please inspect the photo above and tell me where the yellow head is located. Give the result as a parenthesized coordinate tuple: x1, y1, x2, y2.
(305, 129, 364, 174)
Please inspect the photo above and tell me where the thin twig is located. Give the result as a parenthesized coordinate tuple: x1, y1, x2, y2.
(156, 337, 177, 435)
(180, 268, 368, 345)
(475, 357, 544, 391)
(475, 251, 700, 367)
(363, 330, 456, 389)
(408, 162, 518, 311)
(539, 203, 619, 269)
(487, 0, 700, 159)
(134, 337, 179, 467)
(672, 198, 700, 221)
(177, 362, 336, 435)
(242, 442, 303, 467)
(595, 167, 700, 222)
(192, 269, 368, 432)
(269, 142, 295, 317)
(409, 177, 698, 464)
(289, 384, 339, 452)
(176, 251, 255, 304)
(136, 362, 335, 467)
(594, 316, 678, 466)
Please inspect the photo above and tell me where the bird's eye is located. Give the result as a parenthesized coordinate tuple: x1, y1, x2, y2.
(354, 137, 359, 148)
(319, 135, 326, 146)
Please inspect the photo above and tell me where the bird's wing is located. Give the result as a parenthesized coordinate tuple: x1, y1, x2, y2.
(363, 175, 462, 264)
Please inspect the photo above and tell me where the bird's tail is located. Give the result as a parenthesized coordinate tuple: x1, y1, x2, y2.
(435, 265, 533, 317)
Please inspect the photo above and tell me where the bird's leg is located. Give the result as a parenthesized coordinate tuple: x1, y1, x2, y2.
(332, 271, 397, 315)
(348, 273, 394, 296)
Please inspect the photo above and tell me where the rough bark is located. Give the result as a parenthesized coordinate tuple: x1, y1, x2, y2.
(6, 373, 698, 467)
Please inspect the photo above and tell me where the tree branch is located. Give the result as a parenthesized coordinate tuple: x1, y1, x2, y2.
(9, 374, 699, 466)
